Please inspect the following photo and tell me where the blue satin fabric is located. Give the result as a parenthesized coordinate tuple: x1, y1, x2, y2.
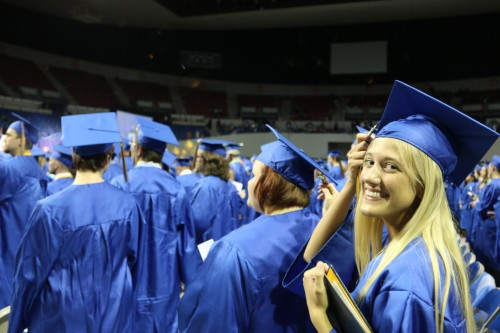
(327, 165, 343, 181)
(124, 156, 134, 170)
(46, 177, 73, 196)
(230, 159, 251, 224)
(473, 178, 500, 269)
(177, 172, 202, 197)
(9, 183, 144, 333)
(352, 238, 467, 332)
(460, 180, 480, 242)
(103, 163, 124, 182)
(179, 209, 320, 332)
(111, 167, 202, 333)
(470, 185, 487, 249)
(307, 177, 324, 217)
(190, 175, 241, 243)
(282, 212, 357, 295)
(0, 156, 47, 308)
(229, 159, 249, 187)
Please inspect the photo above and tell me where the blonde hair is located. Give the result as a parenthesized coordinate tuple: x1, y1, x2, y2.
(354, 139, 474, 333)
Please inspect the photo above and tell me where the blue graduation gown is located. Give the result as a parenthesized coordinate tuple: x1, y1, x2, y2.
(328, 165, 343, 181)
(230, 160, 252, 224)
(46, 177, 73, 196)
(125, 156, 134, 170)
(444, 180, 460, 220)
(351, 238, 467, 332)
(177, 172, 202, 198)
(8, 183, 144, 333)
(103, 163, 124, 182)
(111, 166, 202, 333)
(282, 213, 357, 295)
(178, 209, 320, 332)
(0, 156, 47, 308)
(474, 178, 500, 269)
(307, 177, 324, 217)
(459, 181, 478, 240)
(190, 175, 241, 243)
(470, 185, 488, 250)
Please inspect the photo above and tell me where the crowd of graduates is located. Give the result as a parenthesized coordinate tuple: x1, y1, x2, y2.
(0, 80, 499, 333)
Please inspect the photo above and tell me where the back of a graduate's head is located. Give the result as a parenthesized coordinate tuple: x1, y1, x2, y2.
(202, 151, 230, 181)
(72, 145, 114, 172)
(252, 162, 310, 215)
(137, 144, 163, 164)
(61, 113, 122, 173)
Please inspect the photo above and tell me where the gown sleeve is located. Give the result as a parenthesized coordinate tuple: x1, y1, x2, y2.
(178, 241, 259, 333)
(283, 213, 356, 296)
(8, 204, 63, 333)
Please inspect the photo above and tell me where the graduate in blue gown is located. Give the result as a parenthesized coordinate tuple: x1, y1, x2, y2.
(226, 143, 253, 224)
(111, 118, 201, 333)
(178, 125, 337, 332)
(46, 144, 74, 196)
(326, 150, 344, 181)
(177, 154, 203, 198)
(297, 81, 498, 333)
(189, 139, 241, 243)
(458, 171, 477, 237)
(9, 113, 145, 333)
(471, 156, 500, 276)
(0, 113, 47, 309)
(175, 156, 193, 176)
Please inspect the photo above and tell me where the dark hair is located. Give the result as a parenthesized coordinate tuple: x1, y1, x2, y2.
(254, 164, 310, 214)
(203, 151, 229, 181)
(139, 146, 162, 164)
(72, 147, 113, 172)
(24, 139, 33, 150)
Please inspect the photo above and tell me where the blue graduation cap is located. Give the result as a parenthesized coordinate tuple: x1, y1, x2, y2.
(327, 150, 342, 158)
(175, 157, 193, 167)
(50, 144, 74, 168)
(31, 146, 45, 157)
(491, 155, 500, 170)
(9, 112, 40, 144)
(376, 80, 499, 184)
(225, 142, 243, 155)
(259, 125, 336, 190)
(61, 113, 122, 156)
(161, 150, 177, 170)
(137, 118, 178, 154)
(198, 139, 228, 157)
(260, 142, 275, 152)
(314, 158, 328, 172)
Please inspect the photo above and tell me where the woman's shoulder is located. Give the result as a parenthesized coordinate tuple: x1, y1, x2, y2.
(363, 239, 435, 297)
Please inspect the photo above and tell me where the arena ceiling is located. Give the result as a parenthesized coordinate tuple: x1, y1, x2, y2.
(1, 0, 500, 30)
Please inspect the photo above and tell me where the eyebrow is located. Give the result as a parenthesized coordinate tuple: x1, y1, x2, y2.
(364, 152, 402, 164)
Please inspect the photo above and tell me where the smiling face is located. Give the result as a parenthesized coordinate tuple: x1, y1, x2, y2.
(359, 138, 417, 233)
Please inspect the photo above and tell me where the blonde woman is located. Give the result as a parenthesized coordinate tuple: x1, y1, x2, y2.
(293, 81, 499, 333)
